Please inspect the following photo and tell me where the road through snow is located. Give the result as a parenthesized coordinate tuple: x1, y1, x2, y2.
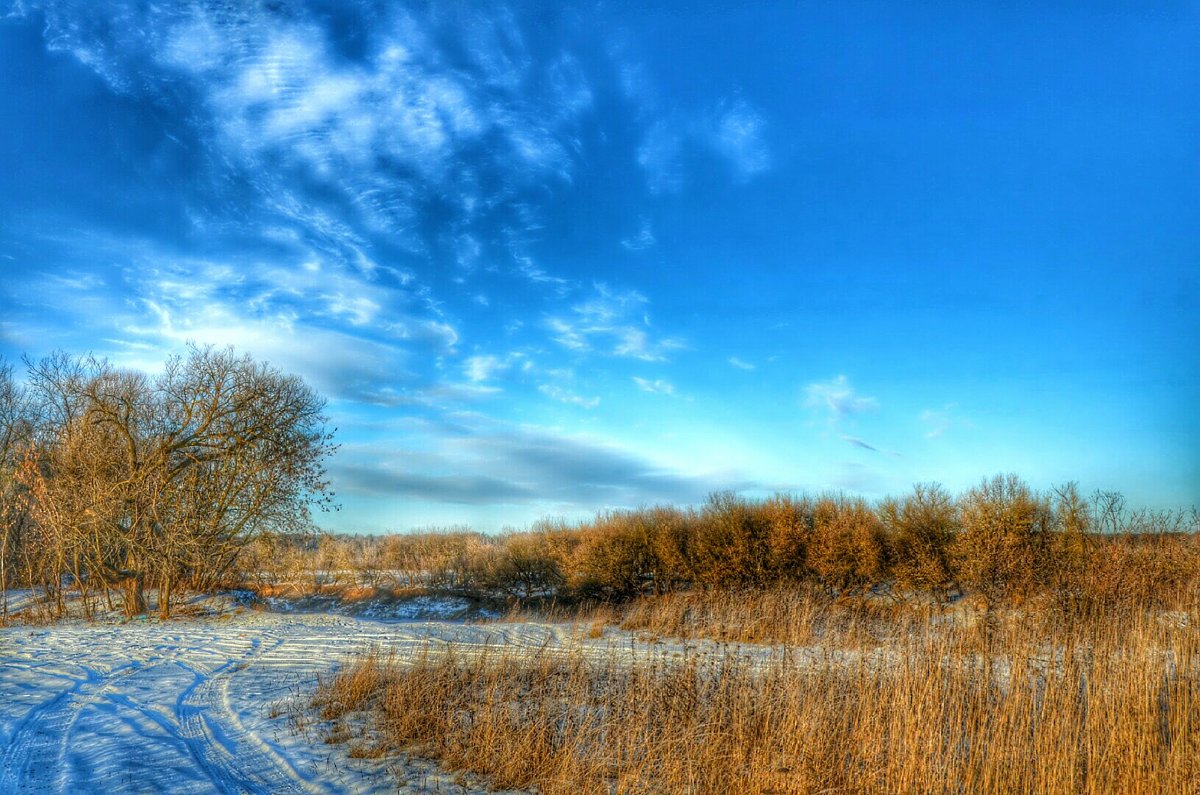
(0, 604, 582, 794)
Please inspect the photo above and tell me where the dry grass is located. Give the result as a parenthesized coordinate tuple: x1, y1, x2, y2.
(314, 594, 1199, 794)
(616, 587, 929, 647)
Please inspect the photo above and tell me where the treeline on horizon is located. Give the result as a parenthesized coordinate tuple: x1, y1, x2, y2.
(239, 476, 1200, 614)
(2, 347, 1197, 623)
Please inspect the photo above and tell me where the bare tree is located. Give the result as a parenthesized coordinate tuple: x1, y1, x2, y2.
(15, 346, 337, 617)
(0, 359, 34, 619)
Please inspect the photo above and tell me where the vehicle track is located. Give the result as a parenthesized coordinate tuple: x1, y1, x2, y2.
(0, 608, 637, 794)
(0, 662, 135, 793)
(172, 634, 318, 794)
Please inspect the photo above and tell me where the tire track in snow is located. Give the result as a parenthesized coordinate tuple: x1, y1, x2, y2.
(2, 608, 606, 793)
(172, 634, 319, 795)
(0, 662, 136, 793)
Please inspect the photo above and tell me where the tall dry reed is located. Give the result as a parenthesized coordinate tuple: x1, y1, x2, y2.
(315, 594, 1198, 794)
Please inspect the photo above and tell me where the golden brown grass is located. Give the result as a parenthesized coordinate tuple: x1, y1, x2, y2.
(615, 587, 928, 647)
(314, 593, 1198, 794)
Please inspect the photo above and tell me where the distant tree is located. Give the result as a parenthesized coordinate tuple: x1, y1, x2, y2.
(693, 492, 773, 589)
(808, 496, 888, 597)
(762, 494, 812, 582)
(570, 511, 658, 599)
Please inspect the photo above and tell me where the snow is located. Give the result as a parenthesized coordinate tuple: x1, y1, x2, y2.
(0, 596, 593, 794)
(1, 590, 851, 793)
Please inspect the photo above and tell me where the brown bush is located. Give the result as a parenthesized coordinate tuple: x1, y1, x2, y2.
(212, 477, 1198, 617)
(953, 474, 1052, 608)
(691, 492, 773, 588)
(807, 497, 889, 595)
(882, 483, 957, 600)
(563, 512, 652, 599)
(762, 493, 812, 581)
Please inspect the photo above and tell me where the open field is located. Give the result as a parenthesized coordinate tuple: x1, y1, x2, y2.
(0, 594, 642, 795)
(2, 580, 1198, 794)
(317, 594, 1200, 795)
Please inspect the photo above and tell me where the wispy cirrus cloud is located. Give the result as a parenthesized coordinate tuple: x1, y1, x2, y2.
(632, 376, 677, 396)
(621, 217, 656, 251)
(463, 355, 508, 384)
(728, 356, 756, 371)
(920, 404, 970, 439)
(16, 1, 597, 283)
(637, 120, 686, 194)
(841, 435, 879, 452)
(547, 283, 684, 362)
(805, 375, 880, 423)
(707, 98, 771, 180)
(1, 1, 790, 530)
(538, 383, 600, 409)
(634, 97, 771, 193)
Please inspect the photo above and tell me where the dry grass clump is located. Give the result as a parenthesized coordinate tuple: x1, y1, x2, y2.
(316, 600, 1198, 794)
(314, 649, 386, 720)
(616, 587, 925, 647)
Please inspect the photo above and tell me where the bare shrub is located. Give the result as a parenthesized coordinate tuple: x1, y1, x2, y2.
(762, 493, 811, 581)
(807, 496, 889, 596)
(567, 511, 659, 599)
(882, 483, 957, 600)
(691, 492, 773, 589)
(953, 474, 1052, 609)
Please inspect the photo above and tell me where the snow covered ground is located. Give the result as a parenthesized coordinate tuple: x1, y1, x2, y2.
(0, 595, 625, 795)
(2, 587, 859, 794)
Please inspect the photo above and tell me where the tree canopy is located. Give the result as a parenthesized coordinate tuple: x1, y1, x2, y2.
(0, 346, 336, 617)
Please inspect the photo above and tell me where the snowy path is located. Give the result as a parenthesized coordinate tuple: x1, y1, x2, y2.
(0, 606, 586, 794)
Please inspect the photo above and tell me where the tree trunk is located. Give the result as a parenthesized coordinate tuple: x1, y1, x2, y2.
(123, 572, 146, 617)
(0, 531, 8, 621)
(159, 572, 172, 620)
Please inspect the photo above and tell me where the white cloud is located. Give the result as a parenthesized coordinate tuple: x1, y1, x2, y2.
(621, 217, 656, 251)
(463, 355, 507, 383)
(613, 328, 685, 362)
(805, 375, 880, 422)
(514, 255, 572, 291)
(636, 96, 771, 193)
(632, 376, 676, 396)
(547, 283, 684, 362)
(120, 296, 409, 404)
(637, 120, 685, 194)
(546, 318, 587, 352)
(920, 404, 968, 439)
(538, 383, 600, 409)
(728, 356, 755, 371)
(324, 294, 381, 327)
(24, 2, 595, 282)
(707, 98, 770, 180)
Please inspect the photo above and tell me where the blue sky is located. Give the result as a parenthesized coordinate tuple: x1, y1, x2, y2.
(1, 1, 1196, 531)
